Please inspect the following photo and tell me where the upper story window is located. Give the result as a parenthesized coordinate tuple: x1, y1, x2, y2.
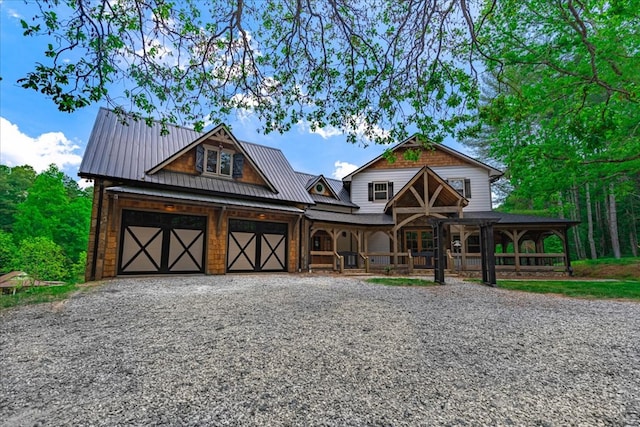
(204, 145, 233, 177)
(374, 182, 388, 201)
(448, 178, 471, 198)
(368, 181, 394, 202)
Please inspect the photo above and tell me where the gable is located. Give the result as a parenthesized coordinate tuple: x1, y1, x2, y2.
(369, 146, 468, 170)
(343, 135, 502, 181)
(146, 125, 276, 191)
(307, 175, 340, 199)
(163, 138, 267, 187)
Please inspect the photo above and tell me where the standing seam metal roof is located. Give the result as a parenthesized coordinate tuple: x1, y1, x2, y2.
(79, 108, 314, 205)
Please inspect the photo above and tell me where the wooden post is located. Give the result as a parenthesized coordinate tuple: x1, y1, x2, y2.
(480, 225, 488, 284)
(392, 228, 398, 267)
(434, 220, 446, 285)
(563, 226, 573, 276)
(408, 250, 413, 274)
(485, 223, 496, 286)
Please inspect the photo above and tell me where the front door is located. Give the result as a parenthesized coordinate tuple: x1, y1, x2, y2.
(227, 219, 288, 272)
(404, 228, 435, 268)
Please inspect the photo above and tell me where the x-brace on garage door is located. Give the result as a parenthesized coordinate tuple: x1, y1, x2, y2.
(118, 210, 206, 275)
(227, 219, 288, 272)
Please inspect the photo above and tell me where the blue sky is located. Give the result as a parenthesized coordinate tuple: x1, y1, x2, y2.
(0, 1, 470, 185)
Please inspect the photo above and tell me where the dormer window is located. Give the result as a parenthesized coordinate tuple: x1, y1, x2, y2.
(368, 181, 394, 202)
(204, 145, 233, 177)
(315, 183, 325, 193)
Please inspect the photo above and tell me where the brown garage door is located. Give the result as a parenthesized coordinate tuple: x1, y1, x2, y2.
(118, 210, 206, 275)
(227, 219, 288, 272)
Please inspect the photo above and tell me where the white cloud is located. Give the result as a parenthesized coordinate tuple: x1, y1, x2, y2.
(0, 117, 83, 173)
(298, 115, 389, 143)
(332, 161, 358, 179)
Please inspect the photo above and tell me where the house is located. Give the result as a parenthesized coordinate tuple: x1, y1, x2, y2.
(79, 108, 577, 282)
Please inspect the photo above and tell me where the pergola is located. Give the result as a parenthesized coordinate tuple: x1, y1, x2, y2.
(430, 218, 499, 286)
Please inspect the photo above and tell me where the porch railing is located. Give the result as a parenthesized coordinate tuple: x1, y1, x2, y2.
(365, 252, 413, 273)
(309, 250, 338, 271)
(450, 252, 566, 271)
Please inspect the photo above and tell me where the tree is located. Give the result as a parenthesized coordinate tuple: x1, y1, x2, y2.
(463, 1, 639, 259)
(17, 0, 487, 145)
(0, 165, 37, 232)
(0, 230, 17, 272)
(12, 165, 92, 264)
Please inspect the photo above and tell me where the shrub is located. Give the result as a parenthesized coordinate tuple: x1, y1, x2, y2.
(16, 237, 66, 282)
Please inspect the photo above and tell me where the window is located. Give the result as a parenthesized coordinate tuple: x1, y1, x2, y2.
(447, 178, 471, 198)
(404, 229, 434, 253)
(204, 146, 233, 177)
(373, 182, 388, 201)
(315, 183, 325, 194)
(368, 181, 393, 201)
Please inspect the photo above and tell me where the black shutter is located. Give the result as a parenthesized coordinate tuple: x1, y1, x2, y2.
(387, 182, 394, 199)
(195, 145, 204, 174)
(464, 179, 472, 198)
(232, 153, 244, 178)
(368, 182, 373, 201)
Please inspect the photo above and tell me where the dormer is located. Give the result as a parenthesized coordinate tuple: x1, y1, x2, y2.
(147, 125, 277, 192)
(307, 175, 340, 199)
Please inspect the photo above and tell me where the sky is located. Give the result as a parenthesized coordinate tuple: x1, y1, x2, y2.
(0, 1, 472, 186)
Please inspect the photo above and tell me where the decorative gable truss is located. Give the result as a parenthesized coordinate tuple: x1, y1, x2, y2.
(385, 166, 468, 229)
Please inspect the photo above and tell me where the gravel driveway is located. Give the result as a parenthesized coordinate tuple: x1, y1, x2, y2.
(1, 275, 639, 426)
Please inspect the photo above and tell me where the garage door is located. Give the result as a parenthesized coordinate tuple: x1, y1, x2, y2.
(118, 210, 206, 275)
(227, 219, 288, 272)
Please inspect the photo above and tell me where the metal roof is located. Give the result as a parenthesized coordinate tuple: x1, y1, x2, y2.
(464, 211, 579, 226)
(107, 186, 305, 214)
(79, 108, 313, 205)
(305, 210, 394, 226)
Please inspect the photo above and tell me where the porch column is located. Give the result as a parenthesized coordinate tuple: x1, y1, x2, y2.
(562, 226, 573, 276)
(392, 228, 399, 266)
(332, 228, 338, 270)
(434, 220, 445, 285)
(512, 229, 524, 274)
(478, 224, 497, 286)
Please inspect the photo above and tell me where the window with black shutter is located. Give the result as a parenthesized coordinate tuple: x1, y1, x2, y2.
(369, 181, 391, 201)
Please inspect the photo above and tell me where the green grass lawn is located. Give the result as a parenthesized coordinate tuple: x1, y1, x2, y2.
(366, 277, 436, 287)
(497, 279, 640, 300)
(0, 284, 81, 309)
(571, 257, 639, 280)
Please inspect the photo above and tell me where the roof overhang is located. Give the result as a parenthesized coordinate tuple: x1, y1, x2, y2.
(106, 186, 304, 214)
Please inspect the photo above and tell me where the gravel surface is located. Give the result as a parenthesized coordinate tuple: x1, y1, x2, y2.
(1, 275, 639, 426)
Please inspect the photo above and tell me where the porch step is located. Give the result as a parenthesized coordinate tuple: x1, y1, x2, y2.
(342, 269, 369, 275)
